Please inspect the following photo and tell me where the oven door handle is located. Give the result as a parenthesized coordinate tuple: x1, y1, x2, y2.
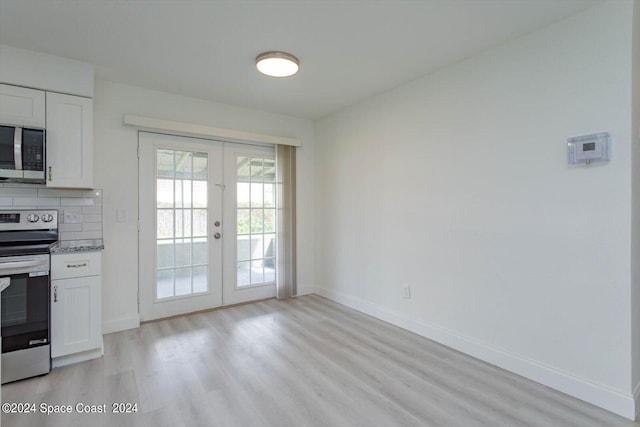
(0, 259, 48, 271)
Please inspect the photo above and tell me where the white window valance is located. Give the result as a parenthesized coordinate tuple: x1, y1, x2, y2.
(123, 114, 301, 147)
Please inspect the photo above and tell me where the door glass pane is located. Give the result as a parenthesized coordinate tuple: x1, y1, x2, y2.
(250, 158, 264, 181)
(192, 209, 207, 237)
(193, 266, 208, 293)
(264, 258, 276, 283)
(264, 184, 275, 207)
(237, 261, 250, 287)
(237, 209, 250, 235)
(193, 152, 208, 180)
(264, 234, 276, 257)
(157, 179, 174, 208)
(250, 209, 263, 233)
(236, 155, 277, 287)
(264, 209, 275, 233)
(157, 210, 174, 239)
(157, 150, 175, 178)
(157, 269, 174, 299)
(193, 238, 208, 265)
(175, 151, 192, 179)
(263, 159, 276, 182)
(155, 148, 209, 300)
(238, 235, 250, 261)
(237, 183, 250, 207)
(157, 240, 174, 269)
(193, 181, 207, 208)
(237, 156, 250, 181)
(251, 260, 264, 285)
(175, 268, 192, 296)
(175, 238, 191, 267)
(250, 183, 263, 207)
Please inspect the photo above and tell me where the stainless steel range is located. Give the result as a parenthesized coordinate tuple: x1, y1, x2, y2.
(0, 210, 57, 383)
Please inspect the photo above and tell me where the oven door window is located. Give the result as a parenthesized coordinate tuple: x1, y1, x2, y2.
(2, 275, 27, 326)
(1, 273, 49, 340)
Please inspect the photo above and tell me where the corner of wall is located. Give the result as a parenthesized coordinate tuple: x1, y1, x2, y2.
(102, 314, 141, 335)
(635, 381, 640, 420)
(631, 0, 640, 414)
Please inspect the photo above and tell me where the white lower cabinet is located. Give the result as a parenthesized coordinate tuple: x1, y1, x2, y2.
(50, 252, 102, 366)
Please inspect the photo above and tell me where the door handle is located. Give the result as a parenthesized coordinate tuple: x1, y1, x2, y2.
(53, 285, 58, 303)
(66, 263, 88, 268)
(0, 260, 47, 270)
(214, 232, 222, 239)
(14, 127, 22, 171)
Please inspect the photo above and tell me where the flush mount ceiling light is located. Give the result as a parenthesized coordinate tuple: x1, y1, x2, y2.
(255, 51, 299, 78)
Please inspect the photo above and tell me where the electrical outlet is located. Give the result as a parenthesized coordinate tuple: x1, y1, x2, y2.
(64, 210, 80, 224)
(403, 285, 411, 299)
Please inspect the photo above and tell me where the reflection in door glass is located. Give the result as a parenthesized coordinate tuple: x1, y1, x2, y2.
(236, 156, 276, 287)
(156, 149, 209, 299)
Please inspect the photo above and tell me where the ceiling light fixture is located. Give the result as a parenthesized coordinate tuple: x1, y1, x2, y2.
(255, 51, 299, 78)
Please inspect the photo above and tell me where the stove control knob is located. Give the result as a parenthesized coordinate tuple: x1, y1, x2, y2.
(26, 213, 40, 223)
(41, 213, 54, 223)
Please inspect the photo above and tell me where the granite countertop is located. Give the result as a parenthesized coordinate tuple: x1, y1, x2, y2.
(51, 239, 104, 254)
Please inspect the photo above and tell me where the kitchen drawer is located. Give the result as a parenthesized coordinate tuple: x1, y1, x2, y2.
(51, 251, 101, 280)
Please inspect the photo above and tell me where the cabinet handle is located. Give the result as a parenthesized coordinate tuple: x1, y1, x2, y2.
(48, 166, 52, 181)
(53, 285, 58, 302)
(66, 263, 88, 268)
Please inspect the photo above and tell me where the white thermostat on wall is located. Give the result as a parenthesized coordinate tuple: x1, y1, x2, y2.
(567, 132, 610, 165)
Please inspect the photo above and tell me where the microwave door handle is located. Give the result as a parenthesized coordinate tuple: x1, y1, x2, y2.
(14, 127, 22, 171)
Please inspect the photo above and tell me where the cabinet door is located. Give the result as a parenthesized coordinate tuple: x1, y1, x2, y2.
(51, 275, 101, 358)
(0, 84, 46, 128)
(46, 92, 93, 188)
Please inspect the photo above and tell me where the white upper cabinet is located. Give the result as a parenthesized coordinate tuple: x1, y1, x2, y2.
(46, 92, 94, 188)
(0, 84, 46, 128)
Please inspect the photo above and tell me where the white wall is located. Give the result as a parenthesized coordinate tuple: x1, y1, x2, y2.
(631, 0, 640, 419)
(315, 0, 636, 419)
(94, 79, 315, 333)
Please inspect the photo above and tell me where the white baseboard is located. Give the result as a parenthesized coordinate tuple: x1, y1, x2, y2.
(315, 286, 637, 421)
(634, 382, 640, 420)
(102, 314, 140, 334)
(52, 347, 102, 368)
(295, 284, 314, 296)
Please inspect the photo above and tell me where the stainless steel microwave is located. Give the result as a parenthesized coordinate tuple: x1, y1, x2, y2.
(0, 125, 45, 183)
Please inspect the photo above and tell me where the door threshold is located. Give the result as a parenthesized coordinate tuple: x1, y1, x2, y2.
(140, 297, 275, 324)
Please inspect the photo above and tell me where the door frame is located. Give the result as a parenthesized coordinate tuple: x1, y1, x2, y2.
(138, 132, 277, 320)
(138, 132, 224, 321)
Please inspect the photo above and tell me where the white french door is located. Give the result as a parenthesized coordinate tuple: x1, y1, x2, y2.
(139, 132, 276, 321)
(223, 143, 277, 305)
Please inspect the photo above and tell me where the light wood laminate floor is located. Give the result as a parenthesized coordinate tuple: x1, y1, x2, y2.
(2, 295, 638, 427)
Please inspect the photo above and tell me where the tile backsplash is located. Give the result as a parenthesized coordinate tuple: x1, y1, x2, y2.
(0, 183, 103, 242)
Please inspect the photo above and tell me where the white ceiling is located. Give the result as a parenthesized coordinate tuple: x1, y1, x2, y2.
(0, 0, 601, 120)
